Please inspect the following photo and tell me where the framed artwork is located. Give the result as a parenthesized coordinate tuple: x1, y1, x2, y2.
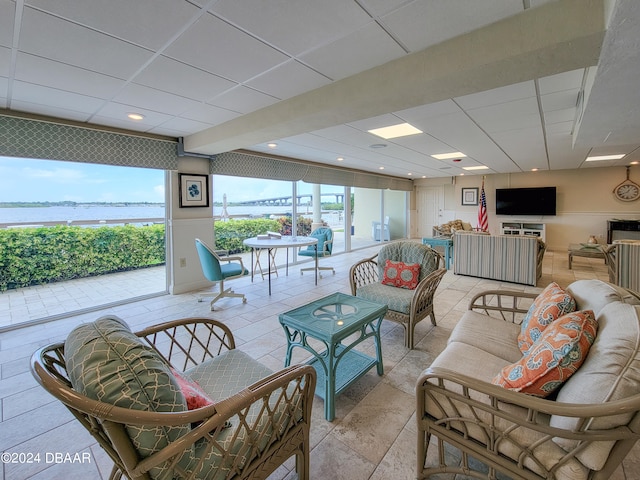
(461, 187, 478, 206)
(179, 173, 209, 208)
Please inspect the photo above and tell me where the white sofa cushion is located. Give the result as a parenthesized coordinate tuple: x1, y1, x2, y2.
(551, 302, 640, 471)
(447, 311, 522, 363)
(566, 279, 622, 316)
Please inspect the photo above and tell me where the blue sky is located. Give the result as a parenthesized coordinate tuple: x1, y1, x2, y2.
(0, 156, 165, 203)
(0, 157, 344, 203)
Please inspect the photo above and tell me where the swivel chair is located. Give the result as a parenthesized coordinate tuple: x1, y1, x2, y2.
(299, 227, 335, 277)
(195, 238, 248, 310)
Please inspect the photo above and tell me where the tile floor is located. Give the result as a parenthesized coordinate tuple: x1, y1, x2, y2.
(1, 241, 638, 480)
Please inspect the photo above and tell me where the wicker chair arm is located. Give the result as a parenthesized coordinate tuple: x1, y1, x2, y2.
(468, 289, 540, 324)
(411, 268, 447, 313)
(349, 255, 379, 294)
(133, 364, 317, 477)
(136, 317, 236, 370)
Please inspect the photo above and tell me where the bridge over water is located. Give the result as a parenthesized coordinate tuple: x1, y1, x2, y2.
(234, 193, 344, 207)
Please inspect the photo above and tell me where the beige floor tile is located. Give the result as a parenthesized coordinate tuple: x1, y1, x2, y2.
(1, 244, 638, 480)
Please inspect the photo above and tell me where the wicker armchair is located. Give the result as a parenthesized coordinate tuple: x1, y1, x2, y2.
(31, 317, 316, 480)
(350, 241, 446, 349)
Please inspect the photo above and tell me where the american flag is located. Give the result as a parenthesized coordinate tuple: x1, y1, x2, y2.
(478, 179, 488, 231)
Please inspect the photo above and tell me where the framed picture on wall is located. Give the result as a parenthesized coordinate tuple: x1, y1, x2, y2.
(179, 173, 209, 208)
(461, 187, 478, 206)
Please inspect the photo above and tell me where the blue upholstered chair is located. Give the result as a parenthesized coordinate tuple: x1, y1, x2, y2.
(195, 238, 248, 310)
(299, 227, 335, 277)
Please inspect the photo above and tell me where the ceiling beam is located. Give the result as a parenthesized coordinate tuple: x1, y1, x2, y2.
(185, 0, 605, 155)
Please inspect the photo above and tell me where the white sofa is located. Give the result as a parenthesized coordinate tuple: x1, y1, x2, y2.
(416, 279, 640, 480)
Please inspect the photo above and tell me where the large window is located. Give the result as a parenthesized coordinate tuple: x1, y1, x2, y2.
(0, 156, 167, 329)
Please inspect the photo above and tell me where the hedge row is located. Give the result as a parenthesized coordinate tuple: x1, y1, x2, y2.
(0, 224, 166, 291)
(0, 217, 314, 291)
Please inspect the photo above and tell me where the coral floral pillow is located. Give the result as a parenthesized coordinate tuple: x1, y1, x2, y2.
(493, 310, 597, 397)
(518, 282, 576, 354)
(381, 260, 421, 289)
(170, 368, 214, 410)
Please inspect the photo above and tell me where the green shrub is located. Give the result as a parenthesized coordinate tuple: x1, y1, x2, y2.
(0, 224, 165, 291)
(213, 218, 281, 252)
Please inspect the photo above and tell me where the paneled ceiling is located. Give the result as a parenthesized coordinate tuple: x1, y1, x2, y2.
(1, 0, 639, 179)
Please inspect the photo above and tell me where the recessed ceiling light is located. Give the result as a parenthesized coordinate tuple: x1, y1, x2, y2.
(532, 168, 539, 171)
(368, 123, 422, 139)
(370, 143, 387, 149)
(337, 157, 344, 161)
(127, 113, 145, 121)
(407, 173, 412, 176)
(462, 166, 489, 171)
(267, 143, 278, 148)
(431, 152, 467, 160)
(586, 154, 625, 161)
(631, 161, 639, 165)
(379, 166, 385, 170)
(422, 175, 426, 178)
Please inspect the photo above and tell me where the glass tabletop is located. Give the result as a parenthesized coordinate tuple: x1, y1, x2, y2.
(279, 292, 387, 340)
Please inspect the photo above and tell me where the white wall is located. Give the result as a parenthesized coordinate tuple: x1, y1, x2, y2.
(168, 157, 214, 294)
(413, 166, 640, 251)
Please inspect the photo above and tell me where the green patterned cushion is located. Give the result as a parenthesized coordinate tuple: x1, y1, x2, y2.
(182, 350, 303, 479)
(356, 282, 413, 315)
(377, 242, 439, 283)
(65, 316, 190, 480)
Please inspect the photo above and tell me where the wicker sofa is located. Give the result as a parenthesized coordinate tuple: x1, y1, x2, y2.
(453, 232, 546, 286)
(31, 316, 316, 480)
(416, 279, 640, 480)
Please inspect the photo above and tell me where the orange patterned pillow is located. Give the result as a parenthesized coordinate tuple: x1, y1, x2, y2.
(493, 310, 597, 397)
(381, 260, 421, 289)
(517, 282, 576, 354)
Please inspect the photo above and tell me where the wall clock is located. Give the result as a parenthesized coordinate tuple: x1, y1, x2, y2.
(613, 166, 640, 202)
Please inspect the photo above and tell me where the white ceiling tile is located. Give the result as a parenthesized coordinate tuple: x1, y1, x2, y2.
(134, 56, 237, 102)
(300, 23, 405, 81)
(15, 53, 125, 99)
(0, 46, 10, 77)
(92, 102, 172, 126)
(541, 89, 579, 112)
(89, 115, 158, 133)
(538, 68, 584, 94)
(207, 85, 278, 114)
(112, 84, 201, 116)
(165, 14, 289, 83)
(491, 127, 546, 166)
(381, 0, 523, 52)
(246, 60, 331, 100)
(544, 107, 576, 125)
(152, 117, 211, 135)
(456, 81, 535, 110)
(19, 7, 154, 79)
(10, 100, 92, 122)
(26, 0, 201, 50)
(466, 97, 541, 133)
(0, 1, 14, 48)
(211, 0, 372, 56)
(545, 120, 573, 135)
(12, 82, 105, 114)
(397, 100, 461, 123)
(179, 103, 241, 125)
(358, 0, 413, 17)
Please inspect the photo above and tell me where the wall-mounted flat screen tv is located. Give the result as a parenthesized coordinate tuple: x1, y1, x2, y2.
(495, 186, 556, 216)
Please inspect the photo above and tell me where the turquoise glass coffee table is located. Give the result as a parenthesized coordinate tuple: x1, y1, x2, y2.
(279, 292, 387, 421)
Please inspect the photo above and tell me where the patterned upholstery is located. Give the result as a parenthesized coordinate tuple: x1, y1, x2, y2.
(453, 233, 545, 286)
(33, 317, 317, 480)
(64, 316, 191, 479)
(350, 241, 446, 349)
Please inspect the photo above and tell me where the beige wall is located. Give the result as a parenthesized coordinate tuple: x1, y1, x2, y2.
(413, 166, 640, 251)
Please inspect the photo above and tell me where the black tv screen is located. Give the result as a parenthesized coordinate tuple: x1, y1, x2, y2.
(495, 187, 556, 216)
